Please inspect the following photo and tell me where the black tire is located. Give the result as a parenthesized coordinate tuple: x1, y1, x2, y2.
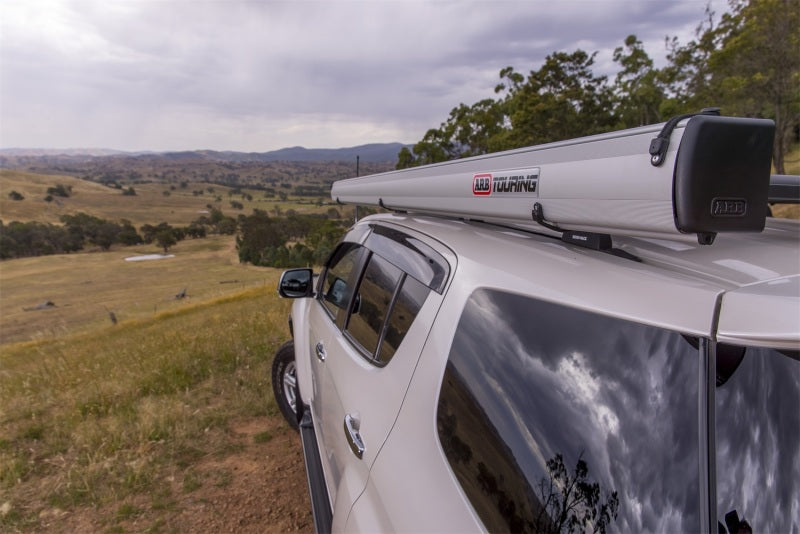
(272, 340, 299, 430)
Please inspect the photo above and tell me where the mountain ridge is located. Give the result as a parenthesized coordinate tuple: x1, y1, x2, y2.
(0, 142, 409, 163)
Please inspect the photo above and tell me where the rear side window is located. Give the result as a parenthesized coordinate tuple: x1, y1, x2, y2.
(346, 254, 403, 357)
(379, 275, 429, 363)
(437, 289, 700, 533)
(346, 253, 431, 365)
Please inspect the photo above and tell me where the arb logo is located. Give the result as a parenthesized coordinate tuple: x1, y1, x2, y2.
(473, 173, 492, 195)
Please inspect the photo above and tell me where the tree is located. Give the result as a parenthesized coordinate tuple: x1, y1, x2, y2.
(709, 0, 800, 173)
(185, 222, 207, 239)
(612, 35, 666, 127)
(396, 147, 416, 170)
(661, 5, 722, 117)
(93, 222, 120, 250)
(8, 190, 24, 201)
(155, 230, 176, 253)
(662, 0, 799, 172)
(236, 211, 287, 265)
(533, 454, 619, 533)
(47, 184, 72, 198)
(61, 212, 121, 250)
(399, 98, 508, 168)
(497, 50, 616, 148)
(117, 220, 143, 246)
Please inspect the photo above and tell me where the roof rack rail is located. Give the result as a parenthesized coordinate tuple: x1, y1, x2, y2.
(333, 112, 776, 245)
(769, 174, 800, 204)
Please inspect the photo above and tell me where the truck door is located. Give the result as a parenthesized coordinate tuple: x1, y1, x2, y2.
(307, 227, 451, 531)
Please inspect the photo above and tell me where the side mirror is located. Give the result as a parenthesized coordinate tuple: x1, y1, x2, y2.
(278, 268, 314, 298)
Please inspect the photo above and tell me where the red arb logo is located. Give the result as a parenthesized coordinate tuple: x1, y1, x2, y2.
(473, 173, 492, 195)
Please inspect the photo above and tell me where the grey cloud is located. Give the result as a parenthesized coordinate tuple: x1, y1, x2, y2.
(1, 0, 727, 151)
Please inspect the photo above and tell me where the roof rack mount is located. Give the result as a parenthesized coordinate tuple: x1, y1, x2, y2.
(332, 113, 776, 245)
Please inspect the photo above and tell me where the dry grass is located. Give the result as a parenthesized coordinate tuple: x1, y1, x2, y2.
(0, 235, 278, 345)
(0, 279, 293, 531)
(0, 169, 339, 226)
(0, 207, 311, 532)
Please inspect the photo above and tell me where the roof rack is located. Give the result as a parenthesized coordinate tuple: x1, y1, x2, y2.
(769, 174, 800, 204)
(332, 112, 776, 246)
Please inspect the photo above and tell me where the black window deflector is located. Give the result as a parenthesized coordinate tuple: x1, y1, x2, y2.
(365, 224, 450, 293)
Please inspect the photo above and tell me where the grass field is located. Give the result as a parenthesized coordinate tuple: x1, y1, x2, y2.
(0, 235, 280, 345)
(0, 235, 309, 531)
(0, 284, 297, 531)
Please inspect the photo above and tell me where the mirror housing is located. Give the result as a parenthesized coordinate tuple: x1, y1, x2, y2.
(278, 268, 314, 298)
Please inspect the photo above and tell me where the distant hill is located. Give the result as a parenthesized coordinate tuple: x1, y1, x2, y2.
(236, 143, 409, 163)
(0, 142, 409, 164)
(0, 148, 128, 157)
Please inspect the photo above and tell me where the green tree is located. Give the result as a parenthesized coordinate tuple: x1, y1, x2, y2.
(396, 147, 415, 170)
(140, 222, 181, 245)
(662, 0, 799, 172)
(661, 6, 721, 117)
(61, 212, 121, 250)
(399, 99, 507, 168)
(47, 184, 72, 198)
(93, 222, 121, 251)
(497, 50, 616, 148)
(710, 0, 800, 173)
(236, 211, 287, 265)
(117, 220, 143, 246)
(612, 35, 665, 127)
(155, 230, 177, 253)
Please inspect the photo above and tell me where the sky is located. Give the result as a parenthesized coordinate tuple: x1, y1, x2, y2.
(0, 0, 728, 153)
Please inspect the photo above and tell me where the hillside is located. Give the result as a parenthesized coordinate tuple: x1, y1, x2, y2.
(0, 143, 403, 194)
(1, 270, 311, 532)
(0, 231, 317, 531)
(0, 168, 357, 227)
(0, 234, 272, 344)
(0, 153, 395, 204)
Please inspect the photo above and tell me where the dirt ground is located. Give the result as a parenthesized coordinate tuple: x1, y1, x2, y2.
(43, 415, 313, 533)
(169, 417, 313, 534)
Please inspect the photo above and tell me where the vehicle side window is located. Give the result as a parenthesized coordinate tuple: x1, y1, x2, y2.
(345, 254, 402, 357)
(437, 289, 700, 533)
(320, 243, 365, 321)
(378, 275, 429, 364)
(321, 226, 438, 366)
(714, 344, 799, 534)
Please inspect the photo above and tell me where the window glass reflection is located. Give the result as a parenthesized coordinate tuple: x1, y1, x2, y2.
(320, 244, 364, 319)
(346, 254, 402, 357)
(715, 345, 800, 534)
(379, 275, 429, 363)
(437, 289, 700, 532)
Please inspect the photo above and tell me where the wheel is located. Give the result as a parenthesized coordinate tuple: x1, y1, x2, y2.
(272, 340, 299, 430)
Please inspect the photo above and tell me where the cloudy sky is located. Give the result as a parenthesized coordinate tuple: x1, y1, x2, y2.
(0, 0, 727, 152)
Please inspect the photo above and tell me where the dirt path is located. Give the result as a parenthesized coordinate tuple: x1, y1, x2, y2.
(171, 417, 313, 533)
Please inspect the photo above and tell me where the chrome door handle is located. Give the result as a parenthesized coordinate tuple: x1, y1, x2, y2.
(315, 342, 326, 362)
(344, 414, 365, 459)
